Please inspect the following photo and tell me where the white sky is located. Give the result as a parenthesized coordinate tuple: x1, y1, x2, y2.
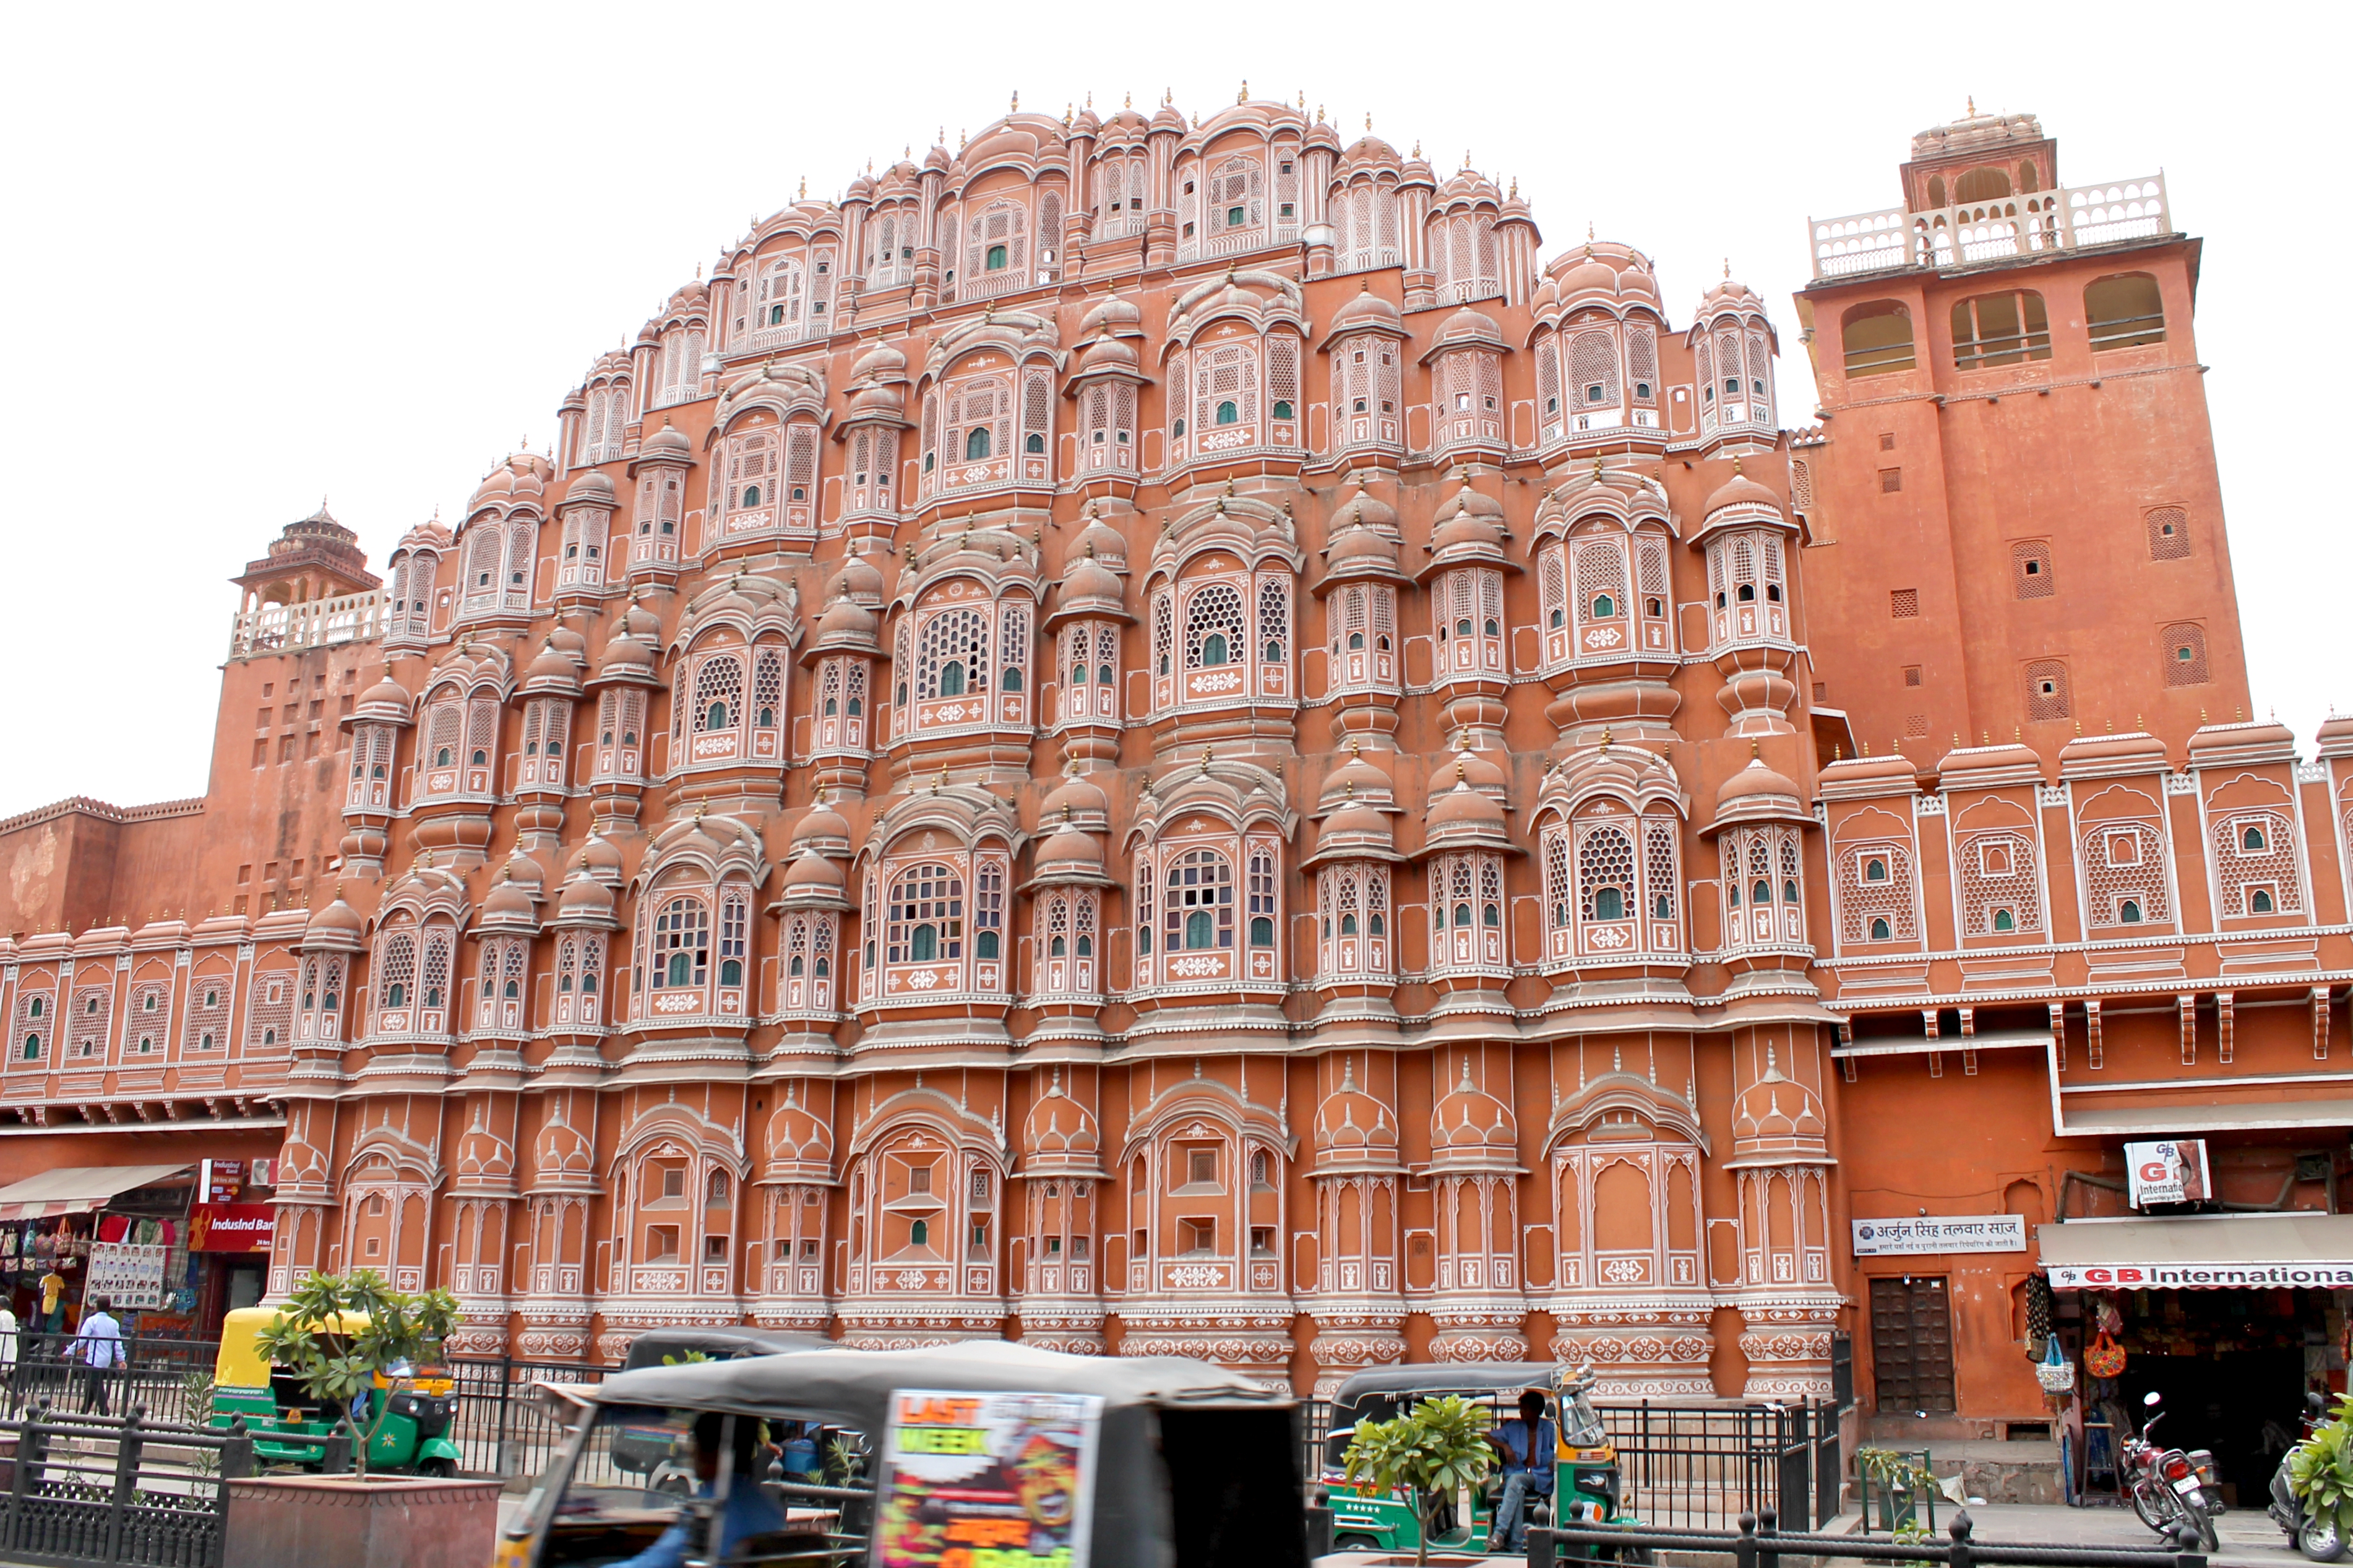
(2, 1, 2344, 817)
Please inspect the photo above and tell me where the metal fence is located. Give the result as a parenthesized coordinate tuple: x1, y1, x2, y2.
(1303, 1395, 1844, 1531)
(6, 1338, 222, 1429)
(1534, 1510, 2204, 1568)
(443, 1355, 607, 1478)
(0, 1403, 256, 1568)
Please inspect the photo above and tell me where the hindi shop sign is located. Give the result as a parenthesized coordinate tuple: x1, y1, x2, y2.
(2126, 1140, 2212, 1208)
(86, 1243, 168, 1309)
(872, 1387, 1103, 1568)
(1851, 1215, 2028, 1256)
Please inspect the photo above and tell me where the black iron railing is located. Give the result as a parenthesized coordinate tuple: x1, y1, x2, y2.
(442, 1354, 606, 1478)
(5, 1338, 225, 1428)
(0, 1403, 256, 1568)
(1534, 1509, 2204, 1568)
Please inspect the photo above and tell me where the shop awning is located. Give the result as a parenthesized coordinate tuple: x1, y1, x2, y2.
(0, 1165, 194, 1221)
(2038, 1213, 2353, 1290)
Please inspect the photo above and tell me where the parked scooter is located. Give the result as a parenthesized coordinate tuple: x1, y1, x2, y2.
(2268, 1391, 2347, 1562)
(2122, 1391, 2221, 1554)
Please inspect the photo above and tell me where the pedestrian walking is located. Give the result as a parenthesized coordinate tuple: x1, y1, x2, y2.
(69, 1295, 123, 1416)
(0, 1301, 18, 1414)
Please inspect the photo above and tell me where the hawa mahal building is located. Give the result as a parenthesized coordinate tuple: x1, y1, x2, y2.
(5, 94, 2344, 1442)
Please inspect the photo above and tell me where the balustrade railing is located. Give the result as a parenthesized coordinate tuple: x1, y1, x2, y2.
(226, 590, 384, 660)
(1809, 174, 2170, 280)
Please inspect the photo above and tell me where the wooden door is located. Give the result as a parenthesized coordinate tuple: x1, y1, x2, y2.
(1870, 1275, 1957, 1414)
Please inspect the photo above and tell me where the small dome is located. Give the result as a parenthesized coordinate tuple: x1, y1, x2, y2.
(814, 594, 879, 647)
(1072, 512, 1128, 566)
(1326, 522, 1400, 576)
(1732, 1054, 1828, 1148)
(851, 338, 908, 384)
(764, 1095, 835, 1176)
(1432, 1059, 1517, 1152)
(524, 638, 579, 689)
(1077, 333, 1141, 376)
(1327, 472, 1400, 535)
(597, 629, 655, 677)
(562, 470, 616, 505)
(1426, 773, 1507, 834)
(1703, 466, 1783, 517)
(619, 593, 664, 642)
(1314, 1060, 1400, 1158)
(1035, 823, 1106, 874)
(1041, 771, 1109, 825)
(556, 869, 616, 918)
(1444, 746, 1510, 795)
(358, 668, 411, 717)
(1319, 801, 1393, 848)
(1320, 749, 1395, 809)
(848, 381, 905, 420)
(481, 876, 537, 923)
(1430, 306, 1506, 350)
(828, 549, 887, 605)
(569, 834, 624, 881)
(1559, 249, 1620, 299)
(1023, 1079, 1101, 1162)
(1078, 292, 1143, 338)
(1717, 756, 1802, 811)
(1329, 282, 1404, 335)
(789, 796, 851, 855)
(781, 850, 847, 894)
(639, 417, 692, 460)
(304, 894, 365, 944)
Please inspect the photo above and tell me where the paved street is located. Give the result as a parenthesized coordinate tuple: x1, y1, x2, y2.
(1873, 1502, 2307, 1568)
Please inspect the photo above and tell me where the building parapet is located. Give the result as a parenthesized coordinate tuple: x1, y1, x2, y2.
(226, 589, 385, 660)
(1807, 174, 2170, 281)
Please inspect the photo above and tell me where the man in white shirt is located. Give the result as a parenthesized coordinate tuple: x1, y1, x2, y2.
(70, 1295, 123, 1416)
(0, 1302, 18, 1413)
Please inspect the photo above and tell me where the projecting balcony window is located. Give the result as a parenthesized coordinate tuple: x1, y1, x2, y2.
(965, 428, 991, 460)
(986, 244, 1009, 271)
(743, 485, 761, 507)
(1216, 400, 1238, 425)
(1952, 290, 2052, 369)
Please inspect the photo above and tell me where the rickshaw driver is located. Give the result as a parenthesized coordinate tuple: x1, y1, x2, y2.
(613, 1411, 786, 1568)
(1486, 1390, 1557, 1555)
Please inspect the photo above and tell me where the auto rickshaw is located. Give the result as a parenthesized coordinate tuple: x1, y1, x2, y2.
(1320, 1362, 1641, 1558)
(492, 1339, 1306, 1568)
(609, 1327, 835, 1488)
(212, 1303, 466, 1476)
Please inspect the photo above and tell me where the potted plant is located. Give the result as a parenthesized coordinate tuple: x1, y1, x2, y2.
(223, 1270, 501, 1568)
(1341, 1393, 1497, 1568)
(2289, 1394, 2353, 1556)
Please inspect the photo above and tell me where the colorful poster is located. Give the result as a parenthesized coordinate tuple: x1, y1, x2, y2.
(85, 1242, 167, 1309)
(871, 1388, 1103, 1568)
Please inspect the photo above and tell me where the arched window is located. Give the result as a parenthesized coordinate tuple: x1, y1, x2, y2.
(1163, 848, 1236, 952)
(966, 426, 991, 460)
(1841, 301, 1915, 377)
(940, 661, 966, 697)
(1864, 857, 1888, 882)
(1869, 917, 1891, 940)
(2242, 824, 2266, 852)
(1215, 400, 1238, 426)
(2120, 899, 2142, 924)
(1594, 886, 1624, 920)
(1592, 594, 1614, 618)
(887, 863, 965, 964)
(2086, 273, 2165, 351)
(651, 898, 710, 991)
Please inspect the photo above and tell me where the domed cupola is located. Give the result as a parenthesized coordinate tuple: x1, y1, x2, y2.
(1312, 1056, 1401, 1173)
(1021, 1070, 1103, 1176)
(1422, 762, 1512, 853)
(1429, 1056, 1519, 1169)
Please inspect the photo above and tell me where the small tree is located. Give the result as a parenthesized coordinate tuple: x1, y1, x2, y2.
(252, 1269, 460, 1478)
(1342, 1394, 1497, 1568)
(2290, 1393, 2353, 1546)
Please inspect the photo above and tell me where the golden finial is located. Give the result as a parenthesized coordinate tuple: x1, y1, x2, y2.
(1411, 140, 1421, 159)
(1124, 91, 1131, 109)
(2136, 714, 2143, 731)
(1062, 104, 1072, 129)
(1238, 79, 1248, 105)
(1508, 176, 1518, 199)
(1365, 111, 1372, 131)
(1010, 90, 1019, 112)
(1199, 746, 1213, 775)
(1862, 741, 1870, 757)
(1462, 149, 1471, 170)
(2014, 726, 2021, 742)
(2201, 708, 2208, 723)
(798, 175, 806, 199)
(2074, 720, 2083, 736)
(1834, 744, 1844, 760)
(1723, 257, 1731, 279)
(1296, 90, 1305, 109)
(2236, 704, 2245, 722)
(1752, 739, 1761, 759)
(1599, 728, 1612, 752)
(1968, 95, 1977, 117)
(1455, 759, 1466, 783)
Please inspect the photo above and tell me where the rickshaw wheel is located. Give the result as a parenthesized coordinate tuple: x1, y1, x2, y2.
(1334, 1535, 1381, 1552)
(417, 1457, 456, 1480)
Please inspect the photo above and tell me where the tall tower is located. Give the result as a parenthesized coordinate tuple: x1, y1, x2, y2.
(1793, 108, 2248, 755)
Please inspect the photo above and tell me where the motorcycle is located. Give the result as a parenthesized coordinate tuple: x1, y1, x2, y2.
(2268, 1390, 2348, 1562)
(2122, 1391, 2221, 1554)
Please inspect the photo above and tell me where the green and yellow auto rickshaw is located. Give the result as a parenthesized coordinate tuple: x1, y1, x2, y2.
(212, 1304, 466, 1476)
(1320, 1363, 1642, 1558)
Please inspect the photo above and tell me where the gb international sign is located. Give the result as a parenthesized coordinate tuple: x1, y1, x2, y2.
(1851, 1215, 2028, 1256)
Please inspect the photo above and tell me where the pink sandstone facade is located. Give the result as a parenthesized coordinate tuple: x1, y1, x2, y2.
(2, 98, 2340, 1429)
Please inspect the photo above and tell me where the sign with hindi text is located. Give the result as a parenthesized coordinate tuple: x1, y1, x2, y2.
(85, 1242, 167, 1309)
(1851, 1215, 2028, 1256)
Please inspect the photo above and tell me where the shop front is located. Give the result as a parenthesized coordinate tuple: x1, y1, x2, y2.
(2038, 1212, 2353, 1507)
(0, 1157, 283, 1349)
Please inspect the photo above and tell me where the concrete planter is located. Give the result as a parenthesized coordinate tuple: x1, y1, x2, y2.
(224, 1474, 503, 1568)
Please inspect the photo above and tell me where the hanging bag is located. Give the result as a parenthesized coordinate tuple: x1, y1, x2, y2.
(2035, 1332, 2078, 1393)
(2084, 1330, 2125, 1379)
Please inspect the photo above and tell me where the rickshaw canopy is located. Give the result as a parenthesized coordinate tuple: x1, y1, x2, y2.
(215, 1304, 371, 1389)
(582, 1341, 1299, 1568)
